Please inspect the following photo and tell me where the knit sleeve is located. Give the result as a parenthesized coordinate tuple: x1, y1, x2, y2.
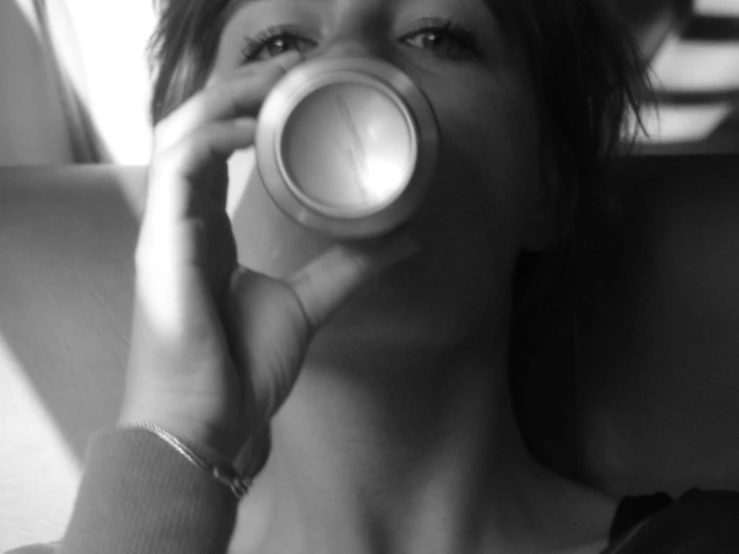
(53, 428, 239, 554)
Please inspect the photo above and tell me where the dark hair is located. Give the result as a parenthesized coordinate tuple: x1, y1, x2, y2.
(500, 1, 650, 480)
(148, 0, 235, 124)
(147, 0, 649, 321)
(504, 1, 649, 324)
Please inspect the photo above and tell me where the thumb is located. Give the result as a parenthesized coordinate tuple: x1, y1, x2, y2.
(288, 231, 421, 331)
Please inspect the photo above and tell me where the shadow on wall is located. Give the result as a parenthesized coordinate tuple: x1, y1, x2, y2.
(0, 166, 146, 457)
(0, 165, 145, 550)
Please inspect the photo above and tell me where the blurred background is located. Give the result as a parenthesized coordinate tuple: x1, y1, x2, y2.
(3, 0, 739, 167)
(3, 0, 739, 551)
(0, 0, 156, 166)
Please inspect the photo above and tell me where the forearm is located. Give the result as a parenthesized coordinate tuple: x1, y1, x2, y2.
(58, 429, 238, 554)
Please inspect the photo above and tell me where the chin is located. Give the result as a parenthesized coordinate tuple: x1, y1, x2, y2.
(309, 265, 497, 364)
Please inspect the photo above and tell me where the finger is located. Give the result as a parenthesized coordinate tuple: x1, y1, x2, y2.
(287, 232, 421, 331)
(206, 50, 305, 88)
(148, 118, 257, 218)
(154, 51, 304, 153)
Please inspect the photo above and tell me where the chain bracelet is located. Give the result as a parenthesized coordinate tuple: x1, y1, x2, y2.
(119, 421, 253, 500)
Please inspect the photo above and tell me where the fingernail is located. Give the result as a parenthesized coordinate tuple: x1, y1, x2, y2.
(232, 117, 256, 127)
(274, 51, 305, 74)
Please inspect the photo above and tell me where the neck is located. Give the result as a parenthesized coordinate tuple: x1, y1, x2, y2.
(234, 327, 615, 554)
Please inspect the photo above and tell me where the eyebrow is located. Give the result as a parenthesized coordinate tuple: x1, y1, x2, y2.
(228, 0, 317, 8)
(227, 0, 504, 34)
(230, 0, 499, 12)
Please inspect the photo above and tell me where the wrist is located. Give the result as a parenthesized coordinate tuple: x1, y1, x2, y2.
(117, 408, 243, 465)
(116, 421, 253, 499)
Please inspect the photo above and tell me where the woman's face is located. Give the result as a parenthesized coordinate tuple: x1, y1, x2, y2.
(210, 0, 549, 353)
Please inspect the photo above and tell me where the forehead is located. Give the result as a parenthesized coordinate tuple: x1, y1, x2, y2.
(224, 0, 507, 20)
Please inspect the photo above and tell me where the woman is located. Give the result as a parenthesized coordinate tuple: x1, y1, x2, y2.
(12, 0, 739, 553)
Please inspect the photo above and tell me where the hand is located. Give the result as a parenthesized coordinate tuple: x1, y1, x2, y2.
(118, 51, 419, 464)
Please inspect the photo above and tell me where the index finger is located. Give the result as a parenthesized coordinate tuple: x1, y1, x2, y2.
(154, 51, 304, 154)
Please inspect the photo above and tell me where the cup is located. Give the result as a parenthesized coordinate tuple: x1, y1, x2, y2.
(254, 56, 439, 239)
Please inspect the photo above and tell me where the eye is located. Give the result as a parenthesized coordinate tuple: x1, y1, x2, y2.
(241, 25, 317, 64)
(240, 17, 481, 65)
(402, 17, 481, 59)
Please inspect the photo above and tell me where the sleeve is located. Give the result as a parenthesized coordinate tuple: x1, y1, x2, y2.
(23, 428, 240, 554)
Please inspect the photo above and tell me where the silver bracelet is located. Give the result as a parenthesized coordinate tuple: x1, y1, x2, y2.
(118, 421, 253, 500)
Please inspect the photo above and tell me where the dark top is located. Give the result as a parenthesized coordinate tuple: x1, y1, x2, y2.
(7, 429, 739, 554)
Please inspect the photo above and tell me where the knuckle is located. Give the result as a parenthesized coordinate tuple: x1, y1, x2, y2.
(210, 84, 241, 116)
(150, 146, 181, 178)
(152, 114, 179, 151)
(343, 249, 368, 275)
(290, 285, 319, 330)
(262, 61, 290, 79)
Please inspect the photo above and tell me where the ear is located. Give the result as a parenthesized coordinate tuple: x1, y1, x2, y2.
(521, 134, 578, 253)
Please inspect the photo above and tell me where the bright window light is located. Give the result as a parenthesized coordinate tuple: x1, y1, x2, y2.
(32, 1, 157, 164)
(651, 34, 739, 92)
(694, 0, 739, 17)
(634, 102, 733, 143)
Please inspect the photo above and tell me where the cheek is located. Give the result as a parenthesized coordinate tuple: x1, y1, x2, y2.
(417, 76, 541, 267)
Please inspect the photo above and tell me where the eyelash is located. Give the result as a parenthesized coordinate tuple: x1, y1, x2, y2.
(240, 16, 481, 64)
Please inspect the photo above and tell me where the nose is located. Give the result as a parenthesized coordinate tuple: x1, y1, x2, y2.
(319, 39, 378, 60)
(307, 10, 392, 62)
